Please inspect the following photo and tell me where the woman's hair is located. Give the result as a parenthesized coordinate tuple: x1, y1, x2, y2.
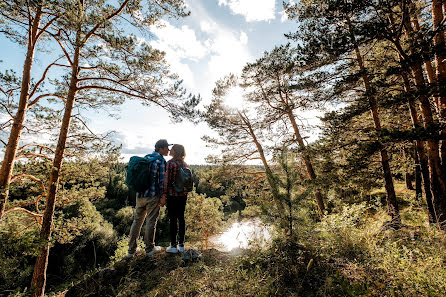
(171, 144, 186, 160)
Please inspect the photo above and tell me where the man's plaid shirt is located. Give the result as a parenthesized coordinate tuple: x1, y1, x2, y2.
(136, 152, 167, 198)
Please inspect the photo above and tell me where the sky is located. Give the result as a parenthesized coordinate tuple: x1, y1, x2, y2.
(0, 0, 321, 165)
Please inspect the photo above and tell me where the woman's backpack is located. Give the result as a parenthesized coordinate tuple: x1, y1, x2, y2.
(174, 163, 193, 192)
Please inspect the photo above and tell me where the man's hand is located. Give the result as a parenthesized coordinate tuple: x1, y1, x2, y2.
(158, 195, 167, 207)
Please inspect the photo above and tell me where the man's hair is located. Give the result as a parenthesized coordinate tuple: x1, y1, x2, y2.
(171, 144, 186, 160)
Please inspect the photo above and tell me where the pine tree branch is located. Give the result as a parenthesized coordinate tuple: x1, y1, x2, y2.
(71, 114, 98, 138)
(28, 93, 66, 108)
(16, 153, 53, 161)
(0, 101, 14, 118)
(82, 0, 131, 44)
(28, 56, 65, 99)
(50, 33, 73, 65)
(77, 85, 166, 107)
(4, 207, 43, 219)
(17, 143, 54, 154)
(35, 15, 58, 40)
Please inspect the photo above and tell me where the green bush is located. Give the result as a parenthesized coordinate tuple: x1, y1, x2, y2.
(46, 198, 118, 291)
(114, 206, 134, 236)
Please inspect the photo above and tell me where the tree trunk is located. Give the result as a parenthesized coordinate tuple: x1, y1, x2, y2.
(394, 13, 446, 227)
(401, 71, 437, 223)
(30, 34, 81, 297)
(414, 143, 423, 202)
(286, 110, 325, 216)
(431, 0, 446, 173)
(0, 6, 43, 223)
(411, 15, 446, 176)
(239, 113, 288, 230)
(405, 173, 414, 190)
(348, 20, 400, 223)
(411, 17, 440, 113)
(409, 62, 446, 227)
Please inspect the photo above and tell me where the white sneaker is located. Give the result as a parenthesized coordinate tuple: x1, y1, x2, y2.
(146, 245, 162, 257)
(166, 245, 178, 253)
(178, 244, 185, 253)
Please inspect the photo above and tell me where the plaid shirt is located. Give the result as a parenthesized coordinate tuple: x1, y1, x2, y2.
(136, 152, 166, 198)
(163, 159, 189, 196)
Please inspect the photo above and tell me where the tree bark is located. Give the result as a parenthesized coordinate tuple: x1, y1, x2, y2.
(405, 173, 414, 190)
(411, 15, 446, 176)
(393, 14, 446, 227)
(0, 5, 43, 223)
(401, 71, 437, 223)
(286, 109, 325, 216)
(348, 20, 400, 223)
(431, 0, 446, 173)
(30, 30, 81, 297)
(414, 143, 423, 202)
(408, 62, 446, 227)
(239, 113, 288, 230)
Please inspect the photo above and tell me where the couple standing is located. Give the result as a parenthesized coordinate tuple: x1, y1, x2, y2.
(127, 139, 189, 258)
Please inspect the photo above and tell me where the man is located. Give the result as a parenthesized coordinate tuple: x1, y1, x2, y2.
(127, 139, 171, 258)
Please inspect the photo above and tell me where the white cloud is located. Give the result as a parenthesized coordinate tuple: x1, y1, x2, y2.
(149, 20, 209, 90)
(206, 31, 251, 79)
(150, 20, 208, 61)
(218, 0, 276, 22)
(240, 31, 248, 45)
(280, 10, 288, 22)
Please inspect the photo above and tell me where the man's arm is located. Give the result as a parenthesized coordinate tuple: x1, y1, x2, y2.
(158, 160, 167, 206)
(158, 161, 166, 193)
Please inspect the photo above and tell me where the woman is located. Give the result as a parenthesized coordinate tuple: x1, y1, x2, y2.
(163, 144, 189, 253)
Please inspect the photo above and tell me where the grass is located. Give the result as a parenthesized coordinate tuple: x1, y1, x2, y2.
(58, 183, 446, 297)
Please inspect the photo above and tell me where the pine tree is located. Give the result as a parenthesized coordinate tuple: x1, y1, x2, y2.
(285, 0, 401, 224)
(0, 0, 64, 223)
(239, 44, 325, 216)
(29, 1, 193, 295)
(204, 75, 289, 232)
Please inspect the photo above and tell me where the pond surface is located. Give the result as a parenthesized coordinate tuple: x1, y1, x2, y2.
(209, 219, 272, 252)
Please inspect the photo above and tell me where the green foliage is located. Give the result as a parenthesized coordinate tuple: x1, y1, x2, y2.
(46, 198, 118, 291)
(185, 191, 224, 247)
(113, 206, 134, 236)
(0, 229, 41, 294)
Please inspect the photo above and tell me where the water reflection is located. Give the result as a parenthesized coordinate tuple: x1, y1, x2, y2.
(210, 219, 272, 251)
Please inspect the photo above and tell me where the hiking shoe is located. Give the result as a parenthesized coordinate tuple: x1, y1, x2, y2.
(166, 245, 178, 254)
(124, 253, 135, 260)
(178, 244, 185, 253)
(146, 246, 162, 257)
(125, 247, 141, 260)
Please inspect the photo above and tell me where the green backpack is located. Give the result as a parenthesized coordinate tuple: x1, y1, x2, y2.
(126, 155, 162, 193)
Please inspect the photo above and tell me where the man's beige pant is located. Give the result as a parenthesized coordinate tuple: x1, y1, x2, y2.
(128, 196, 161, 254)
